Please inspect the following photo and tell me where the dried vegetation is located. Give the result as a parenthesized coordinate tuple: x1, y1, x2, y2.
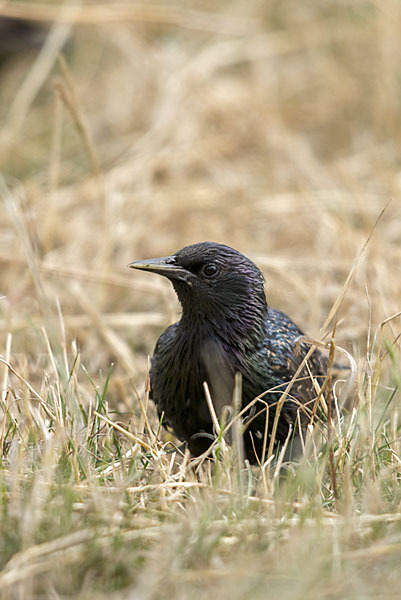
(0, 1, 401, 598)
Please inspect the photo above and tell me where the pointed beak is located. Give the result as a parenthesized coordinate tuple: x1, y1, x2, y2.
(128, 256, 191, 282)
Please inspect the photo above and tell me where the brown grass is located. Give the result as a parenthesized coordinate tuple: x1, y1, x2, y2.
(0, 1, 401, 598)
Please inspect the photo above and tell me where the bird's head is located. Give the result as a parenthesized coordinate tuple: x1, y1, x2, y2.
(129, 242, 267, 335)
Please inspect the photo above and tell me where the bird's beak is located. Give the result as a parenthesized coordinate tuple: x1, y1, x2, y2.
(128, 256, 191, 282)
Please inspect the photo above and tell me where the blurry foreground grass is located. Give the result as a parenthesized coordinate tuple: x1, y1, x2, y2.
(1, 2, 401, 599)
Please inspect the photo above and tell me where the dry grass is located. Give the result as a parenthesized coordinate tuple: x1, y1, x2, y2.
(0, 1, 401, 598)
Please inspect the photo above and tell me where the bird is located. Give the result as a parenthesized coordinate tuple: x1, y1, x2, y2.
(129, 242, 329, 463)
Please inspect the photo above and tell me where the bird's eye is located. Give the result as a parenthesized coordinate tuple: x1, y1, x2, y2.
(202, 263, 218, 277)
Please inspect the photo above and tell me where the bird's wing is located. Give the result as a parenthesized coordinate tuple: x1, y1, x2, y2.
(263, 308, 327, 405)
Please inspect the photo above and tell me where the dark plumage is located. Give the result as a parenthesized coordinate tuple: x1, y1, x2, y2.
(129, 242, 329, 463)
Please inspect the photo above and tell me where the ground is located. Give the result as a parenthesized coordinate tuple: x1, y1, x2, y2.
(0, 2, 401, 598)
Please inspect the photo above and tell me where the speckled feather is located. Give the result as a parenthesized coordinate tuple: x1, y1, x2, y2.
(133, 242, 328, 463)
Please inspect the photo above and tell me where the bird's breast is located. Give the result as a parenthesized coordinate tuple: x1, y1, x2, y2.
(150, 326, 237, 439)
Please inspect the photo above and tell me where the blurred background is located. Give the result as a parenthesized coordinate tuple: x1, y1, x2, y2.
(1, 4, 401, 598)
(0, 0, 400, 406)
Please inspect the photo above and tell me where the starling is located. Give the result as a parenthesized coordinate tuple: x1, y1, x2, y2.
(129, 242, 328, 463)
